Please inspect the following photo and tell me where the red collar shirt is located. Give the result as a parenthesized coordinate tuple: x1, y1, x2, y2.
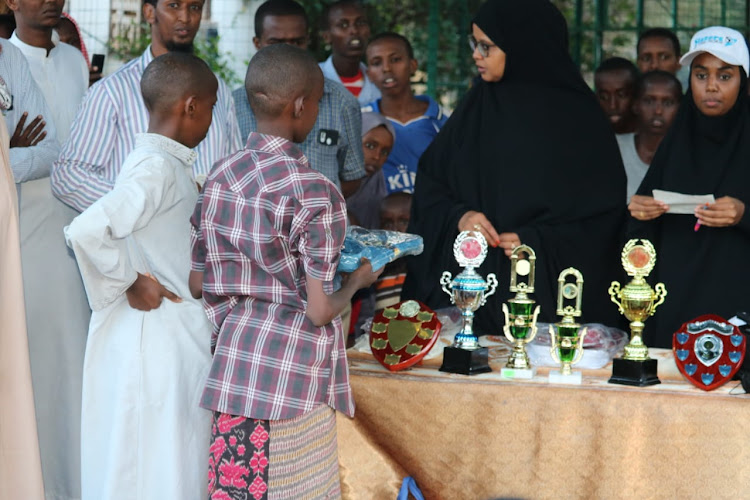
(191, 132, 353, 420)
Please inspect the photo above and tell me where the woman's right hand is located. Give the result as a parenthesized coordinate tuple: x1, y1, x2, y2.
(458, 210, 501, 247)
(628, 195, 669, 221)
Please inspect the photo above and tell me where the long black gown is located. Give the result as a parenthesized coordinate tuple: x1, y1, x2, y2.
(401, 0, 627, 334)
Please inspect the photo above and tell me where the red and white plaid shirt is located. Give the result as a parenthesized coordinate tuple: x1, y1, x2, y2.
(191, 133, 353, 420)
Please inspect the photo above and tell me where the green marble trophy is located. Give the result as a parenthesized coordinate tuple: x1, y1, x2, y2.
(549, 268, 587, 384)
(501, 245, 540, 379)
(608, 239, 667, 386)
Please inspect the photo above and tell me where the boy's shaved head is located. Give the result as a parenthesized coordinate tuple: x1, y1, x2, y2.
(141, 52, 217, 112)
(367, 32, 414, 59)
(245, 43, 323, 118)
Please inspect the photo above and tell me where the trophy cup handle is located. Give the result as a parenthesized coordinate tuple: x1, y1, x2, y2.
(440, 271, 454, 303)
(651, 283, 667, 314)
(502, 303, 514, 343)
(548, 324, 559, 363)
(608, 281, 624, 314)
(525, 305, 541, 343)
(572, 326, 588, 364)
(481, 274, 499, 306)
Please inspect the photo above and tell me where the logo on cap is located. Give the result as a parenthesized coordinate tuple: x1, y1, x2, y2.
(693, 35, 737, 48)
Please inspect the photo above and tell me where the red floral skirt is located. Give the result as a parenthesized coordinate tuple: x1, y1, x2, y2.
(208, 404, 341, 500)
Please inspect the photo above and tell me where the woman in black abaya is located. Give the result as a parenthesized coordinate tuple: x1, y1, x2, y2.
(628, 27, 750, 348)
(402, 0, 627, 333)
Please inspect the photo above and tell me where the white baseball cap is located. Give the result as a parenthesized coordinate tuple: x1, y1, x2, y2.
(680, 26, 749, 76)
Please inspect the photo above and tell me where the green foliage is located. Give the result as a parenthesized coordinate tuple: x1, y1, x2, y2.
(108, 1, 750, 108)
(195, 35, 242, 87)
(299, 0, 482, 108)
(107, 22, 241, 87)
(108, 22, 150, 62)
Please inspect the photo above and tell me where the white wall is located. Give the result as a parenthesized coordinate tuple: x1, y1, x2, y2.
(67, 0, 111, 65)
(66, 0, 262, 80)
(209, 0, 259, 88)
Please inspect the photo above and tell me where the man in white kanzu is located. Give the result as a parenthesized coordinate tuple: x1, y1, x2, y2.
(6, 1, 91, 498)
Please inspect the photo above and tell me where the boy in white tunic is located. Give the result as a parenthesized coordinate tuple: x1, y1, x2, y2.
(64, 52, 217, 500)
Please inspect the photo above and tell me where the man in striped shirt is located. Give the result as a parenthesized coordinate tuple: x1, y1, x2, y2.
(51, 0, 242, 212)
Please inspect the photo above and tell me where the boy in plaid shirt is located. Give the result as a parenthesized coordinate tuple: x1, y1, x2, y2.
(190, 44, 381, 499)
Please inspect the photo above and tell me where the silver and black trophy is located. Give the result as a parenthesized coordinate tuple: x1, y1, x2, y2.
(439, 231, 498, 375)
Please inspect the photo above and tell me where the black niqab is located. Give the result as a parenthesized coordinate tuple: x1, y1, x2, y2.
(632, 65, 750, 347)
(402, 0, 627, 332)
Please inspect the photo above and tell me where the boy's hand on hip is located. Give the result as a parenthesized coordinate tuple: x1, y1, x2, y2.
(126, 273, 182, 311)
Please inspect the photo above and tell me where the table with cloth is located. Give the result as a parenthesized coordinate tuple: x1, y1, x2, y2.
(336, 344, 750, 500)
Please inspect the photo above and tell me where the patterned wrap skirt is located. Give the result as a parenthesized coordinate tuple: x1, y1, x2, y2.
(208, 404, 341, 500)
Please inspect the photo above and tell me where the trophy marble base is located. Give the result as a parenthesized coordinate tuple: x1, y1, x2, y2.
(608, 358, 661, 386)
(500, 366, 536, 379)
(548, 370, 582, 385)
(439, 346, 491, 375)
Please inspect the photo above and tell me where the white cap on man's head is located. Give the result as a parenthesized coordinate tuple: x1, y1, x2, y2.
(680, 26, 749, 75)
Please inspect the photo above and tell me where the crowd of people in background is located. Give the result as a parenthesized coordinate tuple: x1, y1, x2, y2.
(1, 0, 748, 498)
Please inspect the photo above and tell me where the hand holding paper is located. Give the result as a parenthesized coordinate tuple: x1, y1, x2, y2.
(628, 194, 669, 221)
(652, 189, 715, 214)
(693, 196, 746, 228)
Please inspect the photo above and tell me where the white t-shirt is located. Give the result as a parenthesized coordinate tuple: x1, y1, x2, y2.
(616, 132, 650, 203)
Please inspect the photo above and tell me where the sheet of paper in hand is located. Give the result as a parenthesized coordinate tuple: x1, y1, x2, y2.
(337, 226, 423, 273)
(652, 189, 715, 214)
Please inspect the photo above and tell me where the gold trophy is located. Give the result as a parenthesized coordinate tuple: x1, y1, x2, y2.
(608, 239, 667, 386)
(548, 268, 587, 384)
(501, 245, 540, 378)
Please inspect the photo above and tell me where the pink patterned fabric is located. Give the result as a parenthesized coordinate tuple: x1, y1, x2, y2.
(209, 412, 270, 500)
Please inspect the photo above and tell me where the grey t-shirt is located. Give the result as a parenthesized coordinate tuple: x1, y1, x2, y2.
(616, 133, 650, 203)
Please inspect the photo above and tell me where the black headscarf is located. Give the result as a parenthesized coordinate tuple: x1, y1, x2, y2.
(631, 61, 750, 347)
(402, 0, 627, 333)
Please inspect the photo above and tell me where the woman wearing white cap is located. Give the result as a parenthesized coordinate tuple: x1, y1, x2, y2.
(629, 26, 750, 347)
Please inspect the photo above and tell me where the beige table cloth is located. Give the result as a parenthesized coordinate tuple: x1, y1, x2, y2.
(338, 345, 750, 499)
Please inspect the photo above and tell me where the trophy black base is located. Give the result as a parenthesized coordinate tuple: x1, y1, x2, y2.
(608, 358, 660, 386)
(440, 346, 492, 375)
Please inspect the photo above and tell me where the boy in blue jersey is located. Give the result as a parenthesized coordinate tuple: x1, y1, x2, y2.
(362, 32, 447, 194)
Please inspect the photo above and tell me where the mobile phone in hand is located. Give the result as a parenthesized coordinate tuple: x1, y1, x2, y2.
(91, 53, 105, 71)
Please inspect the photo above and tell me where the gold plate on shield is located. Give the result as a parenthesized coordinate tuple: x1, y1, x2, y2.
(370, 300, 442, 372)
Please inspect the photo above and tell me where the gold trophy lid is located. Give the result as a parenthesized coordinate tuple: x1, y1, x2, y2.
(621, 239, 657, 278)
(509, 245, 536, 294)
(556, 268, 583, 325)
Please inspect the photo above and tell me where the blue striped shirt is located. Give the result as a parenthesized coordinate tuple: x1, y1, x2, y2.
(233, 77, 365, 190)
(0, 38, 60, 183)
(51, 46, 242, 212)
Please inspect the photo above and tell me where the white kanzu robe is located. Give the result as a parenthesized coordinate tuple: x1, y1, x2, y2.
(65, 134, 212, 500)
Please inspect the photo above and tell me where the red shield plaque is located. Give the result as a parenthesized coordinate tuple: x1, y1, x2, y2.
(673, 314, 746, 391)
(370, 300, 442, 372)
